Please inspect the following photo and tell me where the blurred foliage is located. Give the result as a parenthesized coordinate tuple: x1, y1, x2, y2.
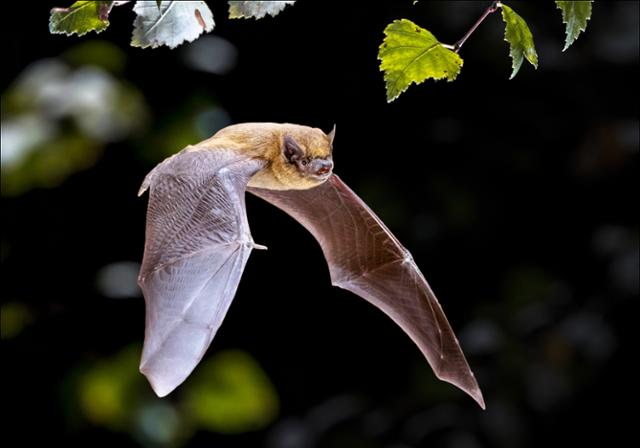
(77, 344, 144, 429)
(185, 350, 280, 433)
(63, 40, 126, 73)
(0, 302, 34, 339)
(1, 41, 148, 196)
(143, 95, 231, 162)
(66, 345, 278, 445)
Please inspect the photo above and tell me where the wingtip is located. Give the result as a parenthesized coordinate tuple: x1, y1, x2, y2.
(140, 362, 178, 398)
(437, 369, 486, 410)
(470, 387, 486, 410)
(443, 377, 486, 410)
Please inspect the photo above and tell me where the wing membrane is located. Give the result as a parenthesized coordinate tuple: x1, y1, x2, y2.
(139, 148, 265, 396)
(249, 174, 484, 408)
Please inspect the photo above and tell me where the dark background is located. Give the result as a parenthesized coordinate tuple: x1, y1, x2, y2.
(2, 1, 638, 447)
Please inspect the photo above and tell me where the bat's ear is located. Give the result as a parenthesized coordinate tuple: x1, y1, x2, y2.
(283, 134, 304, 162)
(327, 124, 336, 146)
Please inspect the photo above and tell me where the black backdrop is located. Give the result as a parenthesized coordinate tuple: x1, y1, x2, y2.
(3, 1, 638, 447)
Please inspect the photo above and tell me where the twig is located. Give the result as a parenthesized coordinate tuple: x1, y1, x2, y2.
(452, 1, 501, 53)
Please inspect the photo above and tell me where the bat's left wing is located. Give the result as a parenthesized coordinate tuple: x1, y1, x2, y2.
(248, 174, 484, 408)
(138, 148, 266, 396)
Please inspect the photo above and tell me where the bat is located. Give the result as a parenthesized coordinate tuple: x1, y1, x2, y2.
(137, 122, 484, 408)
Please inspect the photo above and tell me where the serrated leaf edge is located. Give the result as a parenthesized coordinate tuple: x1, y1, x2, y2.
(378, 19, 463, 102)
(500, 4, 538, 80)
(131, 1, 215, 50)
(228, 1, 295, 20)
(555, 0, 593, 51)
(49, 2, 112, 37)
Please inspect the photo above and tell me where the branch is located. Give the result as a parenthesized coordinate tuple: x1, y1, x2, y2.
(451, 1, 501, 52)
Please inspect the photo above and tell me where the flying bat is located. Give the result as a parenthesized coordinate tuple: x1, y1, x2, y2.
(137, 122, 484, 408)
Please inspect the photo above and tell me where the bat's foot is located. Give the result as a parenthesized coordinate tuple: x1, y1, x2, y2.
(253, 242, 268, 250)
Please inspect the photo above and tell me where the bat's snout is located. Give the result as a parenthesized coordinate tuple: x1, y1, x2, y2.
(312, 159, 333, 177)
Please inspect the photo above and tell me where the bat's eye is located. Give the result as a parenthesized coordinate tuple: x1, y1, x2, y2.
(301, 160, 308, 166)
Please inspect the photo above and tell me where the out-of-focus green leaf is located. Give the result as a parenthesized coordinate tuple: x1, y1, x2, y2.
(132, 1, 214, 49)
(184, 350, 279, 433)
(1, 127, 99, 196)
(62, 40, 126, 73)
(228, 1, 295, 19)
(143, 95, 229, 161)
(49, 1, 113, 37)
(65, 344, 186, 444)
(1, 58, 148, 196)
(0, 303, 33, 340)
(378, 19, 463, 102)
(501, 3, 538, 79)
(77, 345, 144, 429)
(555, 1, 593, 51)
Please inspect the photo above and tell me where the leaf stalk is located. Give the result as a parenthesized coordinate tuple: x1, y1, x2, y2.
(452, 1, 501, 52)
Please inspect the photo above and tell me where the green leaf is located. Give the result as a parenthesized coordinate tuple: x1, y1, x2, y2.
(132, 1, 215, 49)
(49, 1, 113, 37)
(500, 3, 538, 79)
(555, 1, 593, 51)
(228, 1, 295, 19)
(378, 19, 463, 102)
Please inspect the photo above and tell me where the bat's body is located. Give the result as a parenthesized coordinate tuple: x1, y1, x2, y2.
(138, 123, 484, 408)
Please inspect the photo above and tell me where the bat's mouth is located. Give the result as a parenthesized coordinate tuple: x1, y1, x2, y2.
(309, 172, 333, 182)
(307, 158, 333, 181)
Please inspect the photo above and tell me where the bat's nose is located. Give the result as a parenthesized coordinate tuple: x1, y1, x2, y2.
(314, 159, 333, 176)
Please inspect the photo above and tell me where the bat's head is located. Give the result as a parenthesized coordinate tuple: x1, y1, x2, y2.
(272, 124, 335, 189)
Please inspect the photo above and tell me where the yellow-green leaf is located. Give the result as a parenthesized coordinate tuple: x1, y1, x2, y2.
(378, 19, 463, 102)
(184, 350, 279, 434)
(501, 3, 538, 79)
(556, 1, 593, 51)
(49, 1, 113, 37)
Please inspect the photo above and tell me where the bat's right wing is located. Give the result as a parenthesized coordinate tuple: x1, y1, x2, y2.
(248, 174, 484, 409)
(138, 148, 266, 397)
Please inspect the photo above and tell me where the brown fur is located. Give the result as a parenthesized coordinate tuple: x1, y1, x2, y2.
(196, 123, 333, 190)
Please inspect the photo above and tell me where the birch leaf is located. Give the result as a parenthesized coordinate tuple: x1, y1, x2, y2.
(49, 1, 113, 36)
(228, 1, 295, 19)
(378, 19, 463, 102)
(132, 1, 214, 49)
(501, 3, 538, 79)
(555, 1, 593, 51)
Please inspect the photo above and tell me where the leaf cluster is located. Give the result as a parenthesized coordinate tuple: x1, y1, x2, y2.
(379, 1, 594, 101)
(50, 1, 296, 49)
